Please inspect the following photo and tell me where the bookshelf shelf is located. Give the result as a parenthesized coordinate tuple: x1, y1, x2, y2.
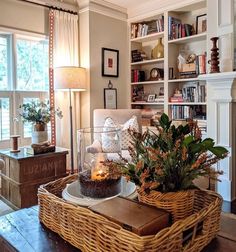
(131, 80, 164, 85)
(131, 58, 164, 66)
(168, 78, 200, 83)
(168, 33, 207, 44)
(130, 32, 164, 43)
(168, 102, 207, 105)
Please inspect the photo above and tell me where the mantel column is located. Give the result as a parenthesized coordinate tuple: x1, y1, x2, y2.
(199, 72, 236, 201)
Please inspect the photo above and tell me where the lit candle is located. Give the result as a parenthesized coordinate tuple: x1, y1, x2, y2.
(91, 153, 108, 180)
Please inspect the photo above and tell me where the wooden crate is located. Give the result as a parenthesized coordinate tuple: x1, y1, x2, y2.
(0, 148, 68, 209)
(1, 175, 66, 208)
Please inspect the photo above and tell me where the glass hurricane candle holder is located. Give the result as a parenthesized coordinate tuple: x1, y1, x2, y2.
(77, 127, 121, 173)
(77, 127, 122, 198)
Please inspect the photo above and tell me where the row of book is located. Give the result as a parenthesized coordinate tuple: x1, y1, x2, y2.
(171, 105, 207, 120)
(168, 16, 193, 40)
(131, 16, 164, 39)
(131, 69, 146, 83)
(171, 105, 194, 120)
(195, 54, 206, 75)
(169, 82, 206, 103)
(182, 83, 206, 103)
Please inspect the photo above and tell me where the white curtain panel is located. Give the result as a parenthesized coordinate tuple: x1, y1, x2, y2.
(54, 10, 79, 67)
(53, 10, 80, 170)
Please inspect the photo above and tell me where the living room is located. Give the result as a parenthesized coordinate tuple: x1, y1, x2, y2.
(0, 0, 236, 251)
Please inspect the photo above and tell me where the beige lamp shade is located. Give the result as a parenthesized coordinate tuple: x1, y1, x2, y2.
(54, 66, 86, 91)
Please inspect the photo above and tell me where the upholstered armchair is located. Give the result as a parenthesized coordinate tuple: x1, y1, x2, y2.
(93, 109, 142, 132)
(90, 109, 142, 161)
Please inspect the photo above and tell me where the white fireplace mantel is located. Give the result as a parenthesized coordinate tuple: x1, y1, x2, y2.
(199, 72, 236, 202)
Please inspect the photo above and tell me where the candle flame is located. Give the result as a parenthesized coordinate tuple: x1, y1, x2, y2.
(91, 153, 108, 181)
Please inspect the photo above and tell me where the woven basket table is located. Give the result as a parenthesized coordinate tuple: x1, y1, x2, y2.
(38, 174, 222, 252)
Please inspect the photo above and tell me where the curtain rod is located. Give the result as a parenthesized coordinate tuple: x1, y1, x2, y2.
(17, 0, 78, 15)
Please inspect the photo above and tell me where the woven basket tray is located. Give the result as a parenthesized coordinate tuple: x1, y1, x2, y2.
(38, 174, 222, 252)
(138, 189, 195, 223)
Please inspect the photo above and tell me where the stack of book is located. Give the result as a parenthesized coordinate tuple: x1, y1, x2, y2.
(131, 50, 142, 62)
(168, 16, 193, 40)
(131, 69, 145, 83)
(196, 119, 207, 135)
(130, 16, 164, 39)
(169, 91, 183, 102)
(179, 54, 206, 78)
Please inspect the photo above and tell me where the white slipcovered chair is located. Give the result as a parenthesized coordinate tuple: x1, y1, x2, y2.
(93, 109, 142, 132)
(91, 109, 142, 161)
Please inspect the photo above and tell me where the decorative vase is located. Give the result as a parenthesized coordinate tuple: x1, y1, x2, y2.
(151, 38, 164, 59)
(31, 123, 48, 144)
(209, 37, 220, 73)
(138, 189, 195, 222)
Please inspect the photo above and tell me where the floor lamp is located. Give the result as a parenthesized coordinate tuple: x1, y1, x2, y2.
(54, 66, 86, 174)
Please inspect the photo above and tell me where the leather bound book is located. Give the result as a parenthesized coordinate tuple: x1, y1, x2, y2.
(89, 197, 170, 236)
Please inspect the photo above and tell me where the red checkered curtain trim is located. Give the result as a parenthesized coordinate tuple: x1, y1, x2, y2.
(49, 9, 56, 145)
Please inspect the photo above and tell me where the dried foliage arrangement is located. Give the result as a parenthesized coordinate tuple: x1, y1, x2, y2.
(106, 113, 228, 193)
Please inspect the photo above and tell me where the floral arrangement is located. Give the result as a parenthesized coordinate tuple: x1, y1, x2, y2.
(19, 100, 63, 125)
(105, 113, 228, 193)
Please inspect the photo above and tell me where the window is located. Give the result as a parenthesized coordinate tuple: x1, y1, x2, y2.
(16, 38, 49, 91)
(0, 36, 10, 90)
(0, 32, 49, 148)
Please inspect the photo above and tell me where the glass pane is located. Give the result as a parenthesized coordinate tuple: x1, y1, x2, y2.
(0, 98, 10, 140)
(23, 97, 40, 138)
(16, 38, 49, 91)
(0, 36, 8, 90)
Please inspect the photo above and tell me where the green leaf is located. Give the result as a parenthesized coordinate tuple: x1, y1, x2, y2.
(200, 138, 215, 149)
(209, 146, 228, 158)
(183, 135, 194, 146)
(189, 143, 202, 154)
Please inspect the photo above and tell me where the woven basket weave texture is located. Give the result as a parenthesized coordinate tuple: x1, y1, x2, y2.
(38, 174, 222, 252)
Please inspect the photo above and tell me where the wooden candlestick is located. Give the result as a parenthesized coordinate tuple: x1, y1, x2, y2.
(209, 37, 220, 73)
(10, 135, 21, 153)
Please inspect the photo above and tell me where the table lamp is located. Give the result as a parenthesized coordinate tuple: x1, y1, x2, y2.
(54, 66, 86, 174)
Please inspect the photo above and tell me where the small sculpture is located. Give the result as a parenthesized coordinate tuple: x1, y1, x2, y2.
(209, 37, 220, 73)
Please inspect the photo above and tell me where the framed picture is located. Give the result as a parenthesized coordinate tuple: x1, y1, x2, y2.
(196, 14, 207, 34)
(147, 94, 156, 102)
(104, 88, 117, 109)
(102, 48, 119, 77)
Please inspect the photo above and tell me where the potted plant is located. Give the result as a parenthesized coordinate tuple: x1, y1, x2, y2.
(105, 113, 228, 222)
(19, 100, 63, 143)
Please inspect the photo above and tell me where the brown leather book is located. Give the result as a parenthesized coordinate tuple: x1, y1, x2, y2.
(89, 197, 170, 236)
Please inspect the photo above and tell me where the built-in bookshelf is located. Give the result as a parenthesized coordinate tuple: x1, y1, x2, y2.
(129, 0, 207, 132)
